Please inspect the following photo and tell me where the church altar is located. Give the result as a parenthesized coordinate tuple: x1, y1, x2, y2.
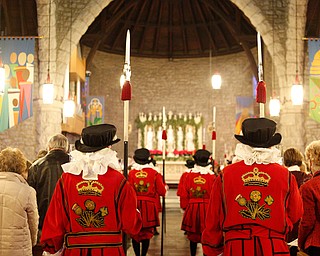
(157, 161, 187, 184)
(135, 110, 204, 184)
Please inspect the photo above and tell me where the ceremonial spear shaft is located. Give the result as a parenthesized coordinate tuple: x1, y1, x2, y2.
(160, 106, 167, 256)
(121, 29, 132, 255)
(256, 32, 266, 118)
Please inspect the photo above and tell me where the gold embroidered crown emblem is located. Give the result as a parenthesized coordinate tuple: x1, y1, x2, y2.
(241, 167, 271, 187)
(135, 170, 148, 179)
(194, 175, 206, 184)
(76, 180, 104, 196)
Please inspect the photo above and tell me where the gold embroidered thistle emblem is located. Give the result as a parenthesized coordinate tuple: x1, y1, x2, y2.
(241, 167, 271, 186)
(134, 180, 150, 192)
(235, 191, 274, 220)
(76, 180, 104, 196)
(72, 199, 108, 228)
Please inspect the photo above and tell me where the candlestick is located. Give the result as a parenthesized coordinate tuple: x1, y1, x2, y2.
(212, 106, 216, 126)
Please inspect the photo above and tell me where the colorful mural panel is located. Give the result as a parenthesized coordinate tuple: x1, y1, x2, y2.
(0, 38, 35, 132)
(86, 96, 104, 126)
(308, 39, 320, 123)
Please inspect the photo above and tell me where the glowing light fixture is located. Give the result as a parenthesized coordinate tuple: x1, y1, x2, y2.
(269, 97, 281, 116)
(42, 0, 54, 104)
(63, 99, 75, 117)
(211, 73, 221, 90)
(291, 0, 303, 106)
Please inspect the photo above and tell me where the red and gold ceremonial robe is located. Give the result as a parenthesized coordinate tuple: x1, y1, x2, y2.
(299, 171, 320, 252)
(202, 161, 303, 256)
(40, 167, 142, 256)
(128, 166, 167, 242)
(180, 167, 216, 243)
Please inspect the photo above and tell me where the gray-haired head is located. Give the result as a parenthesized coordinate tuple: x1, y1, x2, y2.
(47, 134, 69, 152)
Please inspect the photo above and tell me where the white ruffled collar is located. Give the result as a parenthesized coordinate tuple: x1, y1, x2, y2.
(191, 164, 214, 175)
(288, 165, 300, 172)
(62, 148, 122, 180)
(131, 162, 159, 172)
(232, 143, 282, 165)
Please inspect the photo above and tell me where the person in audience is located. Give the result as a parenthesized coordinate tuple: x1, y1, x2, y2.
(0, 147, 39, 256)
(298, 140, 320, 256)
(27, 133, 70, 251)
(180, 149, 216, 256)
(283, 147, 312, 255)
(202, 118, 303, 256)
(40, 124, 142, 255)
(128, 148, 168, 256)
(35, 149, 48, 160)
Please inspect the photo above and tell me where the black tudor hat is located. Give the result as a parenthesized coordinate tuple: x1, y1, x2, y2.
(193, 149, 211, 167)
(185, 159, 195, 168)
(75, 124, 121, 153)
(234, 118, 282, 148)
(133, 148, 152, 165)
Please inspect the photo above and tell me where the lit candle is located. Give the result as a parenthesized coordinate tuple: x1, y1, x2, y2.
(162, 106, 166, 126)
(203, 128, 206, 143)
(213, 106, 216, 124)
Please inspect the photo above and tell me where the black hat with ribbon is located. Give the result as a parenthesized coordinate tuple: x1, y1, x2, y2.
(193, 149, 211, 167)
(234, 118, 282, 148)
(133, 148, 152, 165)
(75, 124, 121, 153)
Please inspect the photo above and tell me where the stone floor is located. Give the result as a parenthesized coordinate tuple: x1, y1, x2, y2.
(126, 189, 204, 256)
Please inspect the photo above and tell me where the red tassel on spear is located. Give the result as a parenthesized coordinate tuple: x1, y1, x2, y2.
(256, 80, 266, 103)
(121, 80, 132, 101)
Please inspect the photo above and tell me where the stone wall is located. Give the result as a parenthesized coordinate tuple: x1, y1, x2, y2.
(86, 48, 254, 162)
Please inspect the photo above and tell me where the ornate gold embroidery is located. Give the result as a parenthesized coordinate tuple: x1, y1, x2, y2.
(134, 180, 150, 192)
(193, 175, 206, 184)
(235, 191, 274, 220)
(76, 181, 104, 196)
(72, 199, 108, 228)
(190, 186, 207, 198)
(241, 167, 271, 186)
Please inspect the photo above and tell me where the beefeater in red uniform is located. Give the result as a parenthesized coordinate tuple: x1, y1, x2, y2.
(202, 118, 303, 256)
(128, 148, 168, 256)
(180, 150, 216, 256)
(40, 124, 142, 256)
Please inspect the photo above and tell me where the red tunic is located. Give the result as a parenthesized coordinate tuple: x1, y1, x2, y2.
(128, 167, 167, 242)
(40, 168, 142, 256)
(180, 169, 216, 243)
(298, 171, 320, 251)
(202, 161, 303, 256)
(177, 169, 191, 208)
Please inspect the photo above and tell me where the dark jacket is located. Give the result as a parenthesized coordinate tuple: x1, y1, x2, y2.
(27, 149, 70, 229)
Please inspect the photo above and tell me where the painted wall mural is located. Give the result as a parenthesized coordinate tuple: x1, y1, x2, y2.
(0, 38, 35, 132)
(308, 39, 320, 123)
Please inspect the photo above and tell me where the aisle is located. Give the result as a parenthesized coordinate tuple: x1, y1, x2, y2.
(127, 189, 204, 256)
